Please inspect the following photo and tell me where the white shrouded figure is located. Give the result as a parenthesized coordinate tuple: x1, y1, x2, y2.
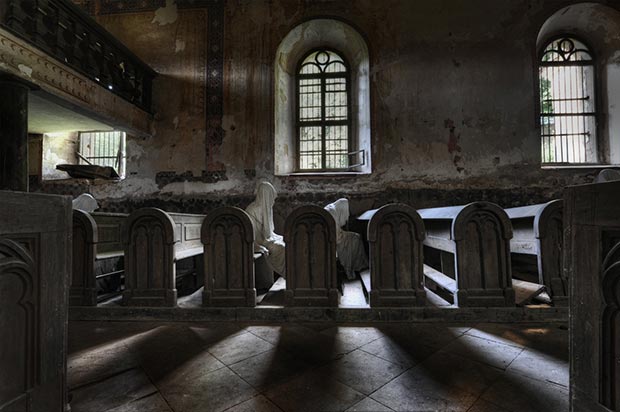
(595, 169, 620, 183)
(324, 198, 369, 279)
(72, 193, 99, 212)
(245, 182, 286, 277)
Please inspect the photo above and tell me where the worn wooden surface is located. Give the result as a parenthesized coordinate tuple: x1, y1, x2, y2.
(70, 209, 98, 306)
(419, 202, 515, 307)
(367, 203, 426, 307)
(202, 207, 256, 307)
(506, 200, 567, 305)
(70, 212, 128, 306)
(566, 181, 620, 412)
(0, 190, 71, 412)
(123, 208, 205, 307)
(284, 205, 338, 307)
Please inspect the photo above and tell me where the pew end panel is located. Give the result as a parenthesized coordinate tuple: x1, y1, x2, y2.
(565, 181, 620, 412)
(71, 209, 98, 306)
(1, 191, 72, 412)
(202, 207, 256, 307)
(420, 202, 515, 308)
(284, 205, 339, 307)
(122, 208, 177, 307)
(506, 200, 567, 305)
(367, 204, 427, 307)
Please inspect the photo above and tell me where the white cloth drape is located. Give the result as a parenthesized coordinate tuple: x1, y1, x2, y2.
(245, 182, 286, 277)
(324, 198, 368, 279)
(72, 194, 99, 212)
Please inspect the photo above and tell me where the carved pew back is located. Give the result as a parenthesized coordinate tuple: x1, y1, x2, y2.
(1, 191, 71, 412)
(202, 207, 256, 307)
(418, 202, 515, 307)
(123, 208, 205, 307)
(284, 205, 338, 307)
(367, 204, 426, 307)
(565, 181, 620, 412)
(505, 200, 566, 304)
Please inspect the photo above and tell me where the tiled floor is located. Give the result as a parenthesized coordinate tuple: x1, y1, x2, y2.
(68, 321, 569, 412)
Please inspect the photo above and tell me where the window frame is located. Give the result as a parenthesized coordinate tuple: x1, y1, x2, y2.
(78, 130, 127, 178)
(537, 34, 603, 166)
(295, 47, 353, 172)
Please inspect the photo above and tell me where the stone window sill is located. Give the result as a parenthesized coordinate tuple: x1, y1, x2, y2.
(280, 172, 371, 179)
(541, 164, 620, 170)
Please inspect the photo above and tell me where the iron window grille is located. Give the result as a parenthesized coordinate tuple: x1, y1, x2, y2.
(296, 48, 354, 171)
(78, 130, 126, 177)
(539, 37, 597, 164)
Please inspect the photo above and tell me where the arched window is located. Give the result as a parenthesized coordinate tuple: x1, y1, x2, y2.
(539, 37, 597, 164)
(274, 19, 371, 176)
(296, 49, 351, 171)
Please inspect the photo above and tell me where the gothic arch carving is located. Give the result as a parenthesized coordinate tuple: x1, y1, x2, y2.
(202, 207, 256, 307)
(367, 203, 426, 307)
(0, 238, 38, 407)
(284, 205, 338, 307)
(602, 239, 620, 410)
(123, 208, 176, 306)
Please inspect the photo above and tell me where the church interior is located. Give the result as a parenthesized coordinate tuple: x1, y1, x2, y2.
(1, 0, 620, 411)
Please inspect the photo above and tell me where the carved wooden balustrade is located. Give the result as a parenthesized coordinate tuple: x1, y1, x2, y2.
(0, 0, 156, 111)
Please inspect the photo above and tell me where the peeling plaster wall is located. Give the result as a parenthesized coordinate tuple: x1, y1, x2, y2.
(86, 6, 210, 199)
(38, 0, 620, 213)
(41, 132, 78, 180)
(222, 0, 620, 197)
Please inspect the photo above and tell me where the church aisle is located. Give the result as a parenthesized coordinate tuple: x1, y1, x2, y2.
(67, 321, 568, 412)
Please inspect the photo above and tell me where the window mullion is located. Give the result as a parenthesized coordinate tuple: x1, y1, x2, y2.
(321, 73, 326, 170)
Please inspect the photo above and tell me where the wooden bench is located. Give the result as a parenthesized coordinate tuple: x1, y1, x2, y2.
(202, 207, 256, 307)
(123, 208, 205, 307)
(71, 211, 128, 306)
(418, 202, 515, 307)
(505, 200, 567, 305)
(367, 204, 426, 307)
(284, 205, 339, 307)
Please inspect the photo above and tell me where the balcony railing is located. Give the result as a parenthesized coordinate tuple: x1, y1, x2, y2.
(0, 0, 156, 112)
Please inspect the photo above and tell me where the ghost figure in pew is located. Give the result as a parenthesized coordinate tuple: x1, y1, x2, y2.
(324, 198, 369, 280)
(595, 169, 620, 183)
(72, 193, 99, 212)
(245, 182, 286, 277)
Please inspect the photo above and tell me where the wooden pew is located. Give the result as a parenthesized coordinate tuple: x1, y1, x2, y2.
(418, 202, 515, 307)
(284, 205, 339, 307)
(565, 181, 620, 412)
(202, 207, 256, 307)
(1, 191, 71, 412)
(123, 208, 205, 307)
(505, 200, 567, 305)
(367, 204, 426, 307)
(71, 211, 128, 306)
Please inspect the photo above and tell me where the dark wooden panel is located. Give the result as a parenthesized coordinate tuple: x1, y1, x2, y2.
(70, 209, 97, 306)
(123, 208, 176, 307)
(202, 207, 255, 307)
(566, 181, 620, 412)
(367, 204, 426, 307)
(284, 205, 338, 307)
(0, 190, 71, 412)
